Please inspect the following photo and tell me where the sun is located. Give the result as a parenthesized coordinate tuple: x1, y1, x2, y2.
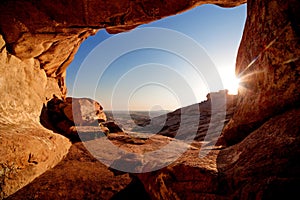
(223, 76, 241, 95)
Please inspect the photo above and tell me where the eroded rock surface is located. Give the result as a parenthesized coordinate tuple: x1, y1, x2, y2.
(0, 127, 71, 199)
(6, 126, 198, 199)
(124, 109, 300, 199)
(7, 108, 298, 199)
(0, 35, 71, 199)
(0, 0, 246, 97)
(6, 142, 135, 200)
(136, 90, 237, 143)
(42, 96, 107, 136)
(221, 0, 300, 145)
(218, 108, 300, 199)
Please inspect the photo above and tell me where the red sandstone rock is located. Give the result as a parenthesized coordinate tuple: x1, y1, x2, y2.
(220, 0, 300, 145)
(0, 35, 71, 199)
(132, 109, 300, 199)
(6, 142, 134, 200)
(7, 108, 299, 199)
(64, 97, 107, 125)
(45, 96, 107, 136)
(101, 121, 124, 134)
(138, 90, 237, 142)
(0, 0, 246, 97)
(218, 108, 300, 199)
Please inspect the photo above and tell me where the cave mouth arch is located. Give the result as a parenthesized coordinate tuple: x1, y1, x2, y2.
(66, 4, 247, 112)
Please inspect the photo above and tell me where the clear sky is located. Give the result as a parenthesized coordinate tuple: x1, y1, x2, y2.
(67, 4, 246, 111)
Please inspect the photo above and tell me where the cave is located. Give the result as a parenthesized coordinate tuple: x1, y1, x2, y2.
(0, 0, 299, 199)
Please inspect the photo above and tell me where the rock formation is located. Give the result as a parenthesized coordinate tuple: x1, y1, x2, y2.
(7, 103, 300, 199)
(220, 0, 300, 145)
(0, 0, 246, 98)
(101, 121, 124, 134)
(42, 96, 107, 136)
(0, 35, 71, 199)
(135, 90, 237, 142)
(134, 108, 300, 199)
(0, 0, 299, 199)
(5, 142, 136, 200)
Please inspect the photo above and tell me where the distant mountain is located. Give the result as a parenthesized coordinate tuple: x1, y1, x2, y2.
(104, 110, 170, 133)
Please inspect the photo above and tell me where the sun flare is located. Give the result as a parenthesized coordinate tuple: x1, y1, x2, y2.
(223, 76, 240, 95)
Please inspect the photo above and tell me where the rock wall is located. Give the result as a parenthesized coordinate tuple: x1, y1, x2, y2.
(221, 0, 300, 145)
(0, 35, 71, 198)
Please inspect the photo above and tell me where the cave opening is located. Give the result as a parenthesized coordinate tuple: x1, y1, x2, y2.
(66, 4, 247, 113)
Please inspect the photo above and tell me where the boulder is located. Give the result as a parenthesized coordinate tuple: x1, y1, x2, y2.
(218, 108, 300, 199)
(0, 127, 71, 199)
(101, 121, 124, 134)
(44, 96, 107, 136)
(64, 97, 107, 125)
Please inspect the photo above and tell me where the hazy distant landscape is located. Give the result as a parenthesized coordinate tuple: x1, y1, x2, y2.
(104, 110, 170, 134)
(103, 91, 237, 143)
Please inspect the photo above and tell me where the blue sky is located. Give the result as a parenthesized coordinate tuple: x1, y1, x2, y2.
(67, 4, 246, 111)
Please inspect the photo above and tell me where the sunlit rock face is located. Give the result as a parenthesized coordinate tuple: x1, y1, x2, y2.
(135, 90, 237, 142)
(221, 0, 300, 145)
(0, 35, 71, 199)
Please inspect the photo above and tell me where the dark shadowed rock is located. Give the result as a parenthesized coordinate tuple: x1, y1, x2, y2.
(101, 121, 124, 134)
(130, 113, 151, 127)
(217, 108, 300, 199)
(6, 142, 133, 200)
